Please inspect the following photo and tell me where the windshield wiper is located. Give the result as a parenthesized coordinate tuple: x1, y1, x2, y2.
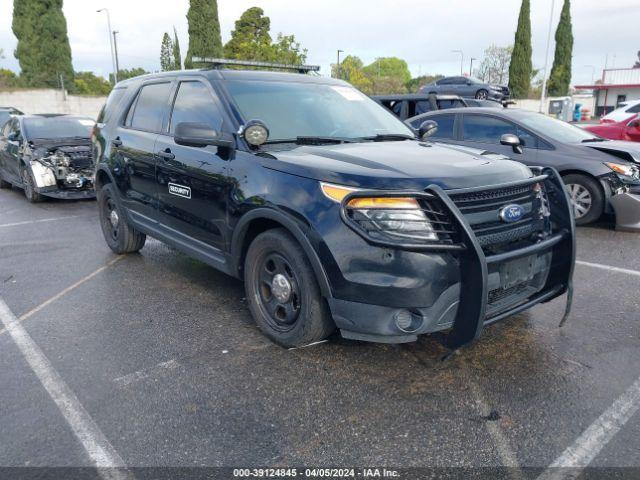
(581, 138, 607, 143)
(294, 136, 356, 145)
(360, 133, 416, 142)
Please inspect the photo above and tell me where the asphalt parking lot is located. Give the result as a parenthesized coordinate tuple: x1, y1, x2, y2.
(1, 186, 639, 478)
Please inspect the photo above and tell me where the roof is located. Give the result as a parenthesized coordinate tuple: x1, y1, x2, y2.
(21, 114, 93, 120)
(575, 83, 640, 90)
(371, 94, 464, 101)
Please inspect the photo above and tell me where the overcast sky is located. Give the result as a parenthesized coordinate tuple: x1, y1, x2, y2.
(1, 0, 638, 86)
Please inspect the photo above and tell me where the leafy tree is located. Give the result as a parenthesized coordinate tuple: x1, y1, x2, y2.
(634, 51, 640, 68)
(331, 55, 373, 93)
(405, 74, 444, 93)
(12, 0, 74, 89)
(224, 7, 272, 61)
(476, 45, 513, 85)
(0, 69, 22, 88)
(185, 0, 223, 69)
(547, 0, 573, 96)
(362, 57, 412, 85)
(173, 27, 182, 70)
(0, 48, 4, 59)
(508, 0, 532, 98)
(109, 67, 148, 84)
(267, 34, 307, 65)
(160, 33, 174, 71)
(73, 71, 112, 95)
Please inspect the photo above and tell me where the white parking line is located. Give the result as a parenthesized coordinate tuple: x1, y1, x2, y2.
(576, 260, 640, 278)
(0, 298, 130, 479)
(113, 359, 180, 387)
(537, 376, 640, 480)
(0, 215, 88, 229)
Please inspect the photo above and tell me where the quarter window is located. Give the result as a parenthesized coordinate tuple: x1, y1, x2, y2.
(170, 81, 224, 134)
(128, 82, 172, 132)
(628, 103, 640, 114)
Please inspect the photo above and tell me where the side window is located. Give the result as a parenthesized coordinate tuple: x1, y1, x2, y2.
(516, 127, 538, 148)
(429, 114, 456, 140)
(1, 119, 13, 137)
(462, 115, 516, 143)
(628, 104, 640, 114)
(169, 81, 223, 134)
(128, 82, 172, 132)
(438, 78, 454, 85)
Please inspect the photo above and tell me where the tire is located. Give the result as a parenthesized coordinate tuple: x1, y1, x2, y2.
(20, 165, 43, 203)
(97, 183, 146, 254)
(244, 228, 335, 348)
(475, 89, 489, 100)
(562, 174, 604, 225)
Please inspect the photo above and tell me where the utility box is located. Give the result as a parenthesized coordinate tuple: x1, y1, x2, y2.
(548, 97, 573, 122)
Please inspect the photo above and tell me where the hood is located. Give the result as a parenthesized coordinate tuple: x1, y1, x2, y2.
(260, 140, 533, 191)
(29, 137, 91, 148)
(579, 140, 640, 164)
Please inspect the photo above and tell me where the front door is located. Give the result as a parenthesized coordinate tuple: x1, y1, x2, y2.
(111, 81, 173, 221)
(154, 80, 229, 251)
(0, 118, 24, 182)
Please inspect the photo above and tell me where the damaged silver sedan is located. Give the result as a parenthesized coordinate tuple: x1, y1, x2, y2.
(0, 114, 96, 202)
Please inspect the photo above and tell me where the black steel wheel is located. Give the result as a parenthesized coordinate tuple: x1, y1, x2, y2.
(21, 165, 42, 203)
(244, 228, 335, 347)
(98, 183, 146, 254)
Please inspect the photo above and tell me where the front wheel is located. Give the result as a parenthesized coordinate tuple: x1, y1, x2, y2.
(563, 174, 604, 225)
(244, 229, 335, 348)
(97, 183, 146, 253)
(21, 165, 43, 203)
(475, 89, 489, 100)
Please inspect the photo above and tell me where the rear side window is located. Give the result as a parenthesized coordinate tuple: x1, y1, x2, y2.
(169, 81, 223, 134)
(98, 87, 127, 123)
(128, 82, 172, 132)
(463, 115, 516, 143)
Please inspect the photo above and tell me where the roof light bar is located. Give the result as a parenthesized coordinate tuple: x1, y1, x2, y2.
(192, 57, 320, 74)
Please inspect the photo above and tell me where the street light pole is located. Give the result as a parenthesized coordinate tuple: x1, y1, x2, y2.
(336, 49, 343, 79)
(97, 8, 117, 84)
(113, 30, 120, 78)
(452, 50, 463, 75)
(470, 57, 476, 76)
(539, 0, 555, 113)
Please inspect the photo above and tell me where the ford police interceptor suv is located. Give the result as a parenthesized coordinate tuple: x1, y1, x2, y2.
(92, 60, 575, 349)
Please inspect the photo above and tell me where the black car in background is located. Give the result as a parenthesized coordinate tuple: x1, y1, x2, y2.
(406, 108, 640, 228)
(420, 76, 510, 101)
(91, 64, 574, 349)
(372, 94, 467, 120)
(0, 114, 96, 202)
(0, 107, 23, 128)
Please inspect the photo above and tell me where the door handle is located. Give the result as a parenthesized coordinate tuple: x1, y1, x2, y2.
(157, 150, 175, 161)
(112, 138, 122, 147)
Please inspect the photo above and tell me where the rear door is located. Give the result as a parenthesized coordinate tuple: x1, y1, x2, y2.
(458, 113, 539, 165)
(154, 78, 230, 251)
(110, 81, 173, 222)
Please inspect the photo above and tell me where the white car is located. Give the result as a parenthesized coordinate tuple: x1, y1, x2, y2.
(602, 99, 640, 123)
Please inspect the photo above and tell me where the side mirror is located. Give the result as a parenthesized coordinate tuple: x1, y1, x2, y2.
(174, 122, 234, 148)
(418, 120, 438, 140)
(500, 133, 523, 154)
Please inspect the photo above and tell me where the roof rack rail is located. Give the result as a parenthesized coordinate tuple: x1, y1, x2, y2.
(193, 57, 320, 74)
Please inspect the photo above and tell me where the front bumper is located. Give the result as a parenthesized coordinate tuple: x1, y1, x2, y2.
(37, 185, 96, 200)
(329, 168, 575, 348)
(611, 192, 640, 232)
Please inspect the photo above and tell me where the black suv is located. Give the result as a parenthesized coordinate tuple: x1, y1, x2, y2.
(93, 62, 575, 349)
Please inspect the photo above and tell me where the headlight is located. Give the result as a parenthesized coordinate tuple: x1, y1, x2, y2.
(605, 162, 639, 178)
(321, 182, 439, 242)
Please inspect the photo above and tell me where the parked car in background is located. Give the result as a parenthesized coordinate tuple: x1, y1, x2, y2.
(372, 94, 467, 120)
(584, 114, 640, 142)
(406, 108, 640, 228)
(92, 64, 574, 349)
(0, 107, 24, 128)
(419, 76, 510, 101)
(0, 114, 96, 202)
(601, 99, 640, 123)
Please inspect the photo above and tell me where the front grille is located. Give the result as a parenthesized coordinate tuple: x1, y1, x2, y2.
(449, 181, 547, 254)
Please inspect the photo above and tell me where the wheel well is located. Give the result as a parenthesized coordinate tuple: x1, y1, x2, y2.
(95, 169, 112, 190)
(559, 169, 607, 197)
(237, 218, 286, 276)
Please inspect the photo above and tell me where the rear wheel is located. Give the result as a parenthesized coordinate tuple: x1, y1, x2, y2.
(244, 229, 334, 348)
(21, 165, 42, 203)
(98, 183, 146, 253)
(563, 174, 604, 225)
(475, 89, 489, 100)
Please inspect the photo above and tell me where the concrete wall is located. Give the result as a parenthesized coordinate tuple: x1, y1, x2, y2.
(0, 89, 107, 119)
(513, 95, 596, 115)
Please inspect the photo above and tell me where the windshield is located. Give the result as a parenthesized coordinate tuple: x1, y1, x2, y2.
(519, 113, 599, 143)
(225, 80, 414, 142)
(23, 117, 94, 140)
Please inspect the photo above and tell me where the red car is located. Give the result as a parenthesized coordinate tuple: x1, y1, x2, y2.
(584, 114, 640, 142)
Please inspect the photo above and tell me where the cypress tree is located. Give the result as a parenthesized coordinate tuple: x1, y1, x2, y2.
(173, 27, 182, 70)
(184, 0, 223, 69)
(12, 0, 74, 89)
(547, 0, 573, 96)
(508, 0, 532, 99)
(160, 33, 174, 71)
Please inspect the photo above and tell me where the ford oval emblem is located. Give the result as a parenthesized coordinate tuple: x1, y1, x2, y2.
(499, 204, 525, 223)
